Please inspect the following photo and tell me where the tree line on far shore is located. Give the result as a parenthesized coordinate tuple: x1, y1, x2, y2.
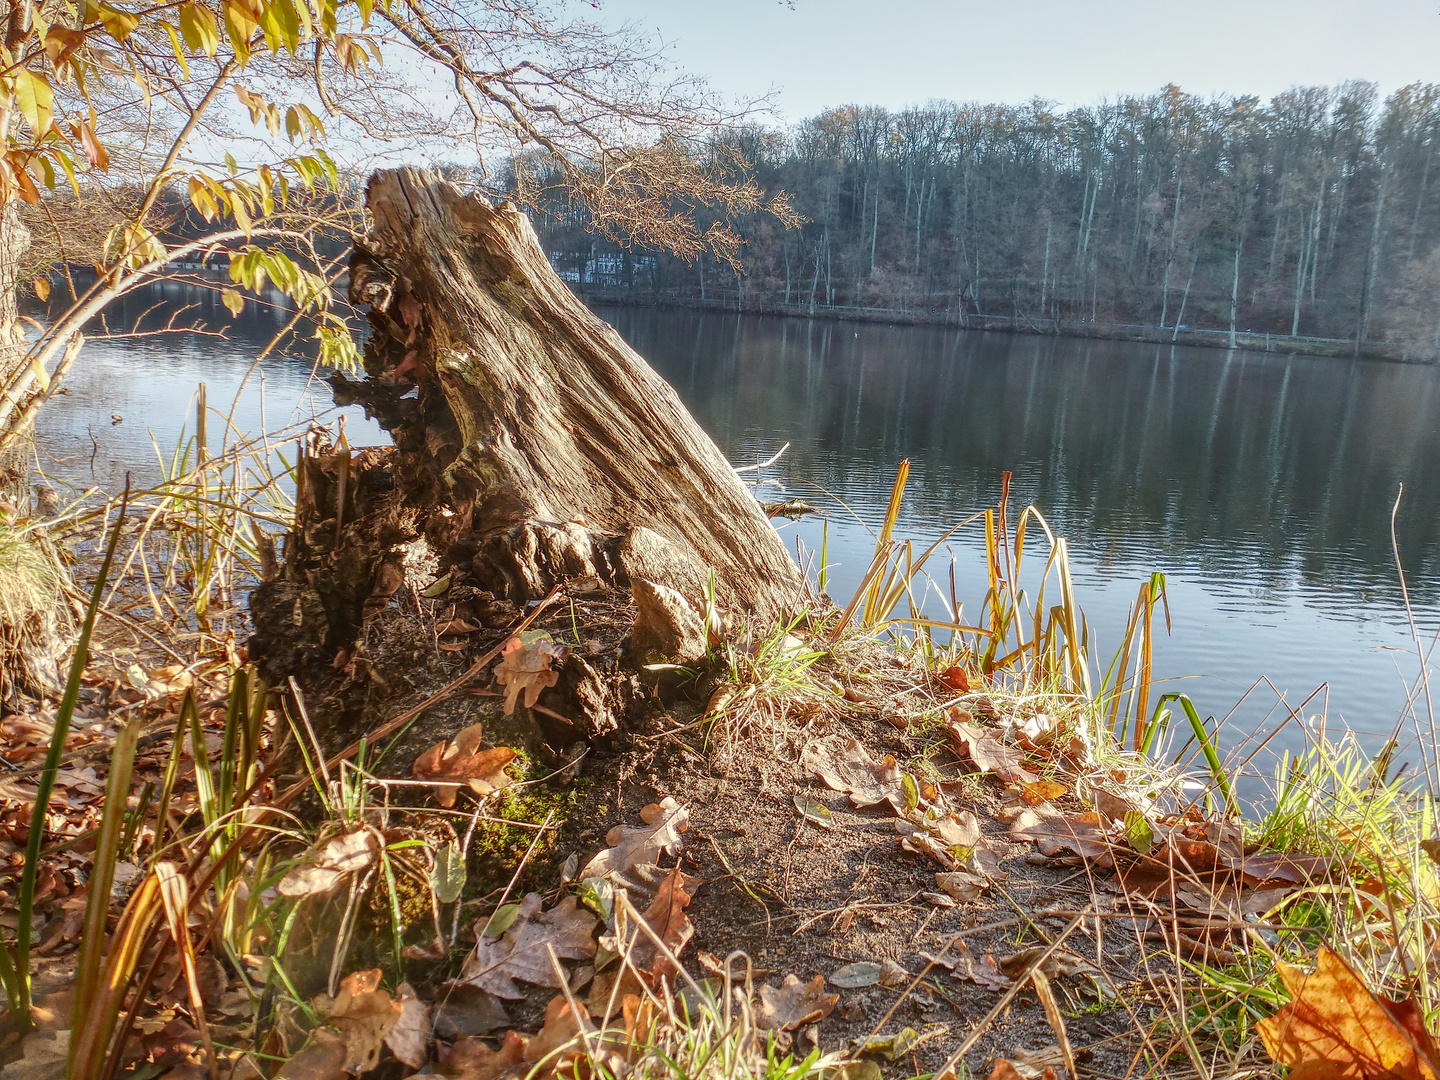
(522, 82, 1440, 357)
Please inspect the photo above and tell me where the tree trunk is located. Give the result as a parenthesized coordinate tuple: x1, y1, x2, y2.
(1229, 239, 1243, 348)
(0, 199, 32, 512)
(334, 169, 807, 628)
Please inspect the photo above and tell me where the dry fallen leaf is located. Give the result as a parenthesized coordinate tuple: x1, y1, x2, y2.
(1008, 804, 1115, 864)
(385, 983, 430, 1068)
(313, 969, 403, 1076)
(877, 959, 909, 987)
(277, 827, 382, 898)
(861, 1027, 927, 1061)
(524, 994, 595, 1066)
(898, 809, 997, 876)
(1, 1029, 72, 1080)
(447, 1029, 528, 1080)
(412, 723, 517, 808)
(1019, 780, 1068, 805)
(802, 738, 909, 813)
(794, 795, 836, 829)
(439, 618, 482, 636)
(831, 962, 883, 989)
(580, 797, 689, 881)
(946, 716, 1036, 783)
(937, 665, 970, 691)
(996, 946, 1097, 984)
(494, 631, 569, 714)
(461, 893, 598, 999)
(1009, 1045, 1069, 1078)
(1014, 712, 1058, 749)
(430, 982, 512, 1040)
(988, 1057, 1061, 1080)
(1228, 850, 1339, 886)
(948, 941, 1013, 992)
(756, 974, 840, 1032)
(1258, 946, 1439, 1080)
(626, 867, 696, 978)
(936, 870, 989, 902)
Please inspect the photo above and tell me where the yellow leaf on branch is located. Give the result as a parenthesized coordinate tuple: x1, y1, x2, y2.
(13, 70, 53, 137)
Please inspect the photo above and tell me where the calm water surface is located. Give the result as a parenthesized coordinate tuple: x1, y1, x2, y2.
(34, 290, 1440, 790)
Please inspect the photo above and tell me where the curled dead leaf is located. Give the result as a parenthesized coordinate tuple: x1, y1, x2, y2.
(580, 797, 689, 882)
(413, 723, 517, 808)
(794, 795, 836, 829)
(802, 737, 909, 813)
(756, 974, 839, 1032)
(277, 827, 382, 898)
(494, 631, 568, 714)
(937, 665, 970, 691)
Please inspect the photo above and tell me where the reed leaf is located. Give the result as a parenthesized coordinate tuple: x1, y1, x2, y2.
(10, 484, 128, 1029)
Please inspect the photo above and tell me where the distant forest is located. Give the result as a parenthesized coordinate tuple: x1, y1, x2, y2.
(522, 82, 1440, 358)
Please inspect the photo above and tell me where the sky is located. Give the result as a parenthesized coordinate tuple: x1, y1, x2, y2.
(594, 0, 1440, 123)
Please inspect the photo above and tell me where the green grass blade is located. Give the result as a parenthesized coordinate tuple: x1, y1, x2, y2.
(14, 484, 129, 1029)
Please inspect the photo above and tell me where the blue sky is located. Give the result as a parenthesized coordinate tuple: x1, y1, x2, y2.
(594, 0, 1440, 121)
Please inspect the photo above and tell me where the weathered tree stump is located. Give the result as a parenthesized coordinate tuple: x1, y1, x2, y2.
(328, 167, 807, 627)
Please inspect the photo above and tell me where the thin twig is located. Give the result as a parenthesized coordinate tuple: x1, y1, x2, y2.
(931, 912, 1090, 1077)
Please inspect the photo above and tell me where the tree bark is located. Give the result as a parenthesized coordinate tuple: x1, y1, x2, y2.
(335, 168, 807, 628)
(0, 199, 32, 511)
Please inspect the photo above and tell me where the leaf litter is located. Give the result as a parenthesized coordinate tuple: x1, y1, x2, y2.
(0, 565, 1381, 1080)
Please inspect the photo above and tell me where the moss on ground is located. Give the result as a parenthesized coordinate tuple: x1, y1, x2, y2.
(468, 751, 593, 898)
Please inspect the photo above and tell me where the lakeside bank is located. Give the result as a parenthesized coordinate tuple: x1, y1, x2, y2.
(576, 286, 1418, 363)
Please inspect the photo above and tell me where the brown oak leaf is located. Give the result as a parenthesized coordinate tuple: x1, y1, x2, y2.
(627, 867, 697, 979)
(413, 723, 517, 808)
(580, 797, 689, 881)
(988, 1055, 1062, 1080)
(945, 716, 1036, 783)
(1008, 803, 1115, 864)
(494, 632, 569, 714)
(275, 1028, 348, 1079)
(460, 894, 598, 999)
(385, 983, 430, 1068)
(447, 1029, 529, 1080)
(802, 737, 908, 813)
(312, 969, 403, 1077)
(524, 995, 595, 1067)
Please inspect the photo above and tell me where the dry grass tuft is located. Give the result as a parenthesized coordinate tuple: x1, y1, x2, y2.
(0, 518, 72, 701)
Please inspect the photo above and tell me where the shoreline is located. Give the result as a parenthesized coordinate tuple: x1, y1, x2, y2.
(578, 287, 1420, 364)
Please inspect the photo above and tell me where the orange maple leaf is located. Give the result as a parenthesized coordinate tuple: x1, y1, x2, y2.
(1258, 946, 1440, 1080)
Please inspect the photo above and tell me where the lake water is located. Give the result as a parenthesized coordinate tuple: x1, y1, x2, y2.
(33, 288, 1440, 797)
